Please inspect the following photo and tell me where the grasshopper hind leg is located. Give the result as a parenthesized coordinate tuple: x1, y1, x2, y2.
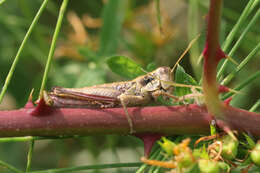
(119, 94, 149, 134)
(120, 99, 134, 134)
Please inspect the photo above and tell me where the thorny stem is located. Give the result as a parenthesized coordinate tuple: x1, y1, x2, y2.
(0, 105, 260, 137)
(203, 0, 224, 118)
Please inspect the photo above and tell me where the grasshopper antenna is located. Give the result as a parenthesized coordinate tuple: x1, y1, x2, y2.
(170, 34, 201, 76)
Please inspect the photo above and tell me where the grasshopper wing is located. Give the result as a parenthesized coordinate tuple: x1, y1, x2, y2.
(44, 86, 121, 108)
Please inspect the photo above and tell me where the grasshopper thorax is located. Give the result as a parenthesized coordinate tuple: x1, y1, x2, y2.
(140, 66, 173, 93)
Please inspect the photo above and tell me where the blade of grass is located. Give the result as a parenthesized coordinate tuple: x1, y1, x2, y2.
(0, 136, 87, 143)
(147, 153, 164, 173)
(39, 0, 69, 98)
(222, 71, 260, 100)
(155, 0, 162, 32)
(197, 0, 258, 66)
(219, 9, 260, 85)
(222, 0, 259, 51)
(30, 162, 142, 173)
(217, 0, 259, 79)
(221, 41, 260, 85)
(188, 0, 201, 78)
(98, 0, 127, 56)
(136, 148, 161, 173)
(26, 139, 35, 173)
(0, 0, 49, 104)
(250, 99, 260, 112)
(0, 160, 23, 173)
(153, 156, 167, 173)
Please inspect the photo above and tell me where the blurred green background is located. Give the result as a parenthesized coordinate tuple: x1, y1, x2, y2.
(0, 0, 259, 172)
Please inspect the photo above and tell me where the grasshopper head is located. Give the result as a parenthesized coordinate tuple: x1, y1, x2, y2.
(140, 67, 173, 92)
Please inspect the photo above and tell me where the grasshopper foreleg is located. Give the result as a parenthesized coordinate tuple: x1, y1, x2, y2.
(152, 90, 179, 101)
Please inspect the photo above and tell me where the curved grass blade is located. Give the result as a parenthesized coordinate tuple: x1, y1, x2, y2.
(221, 41, 260, 85)
(0, 160, 23, 173)
(217, 0, 260, 79)
(26, 139, 35, 173)
(98, 0, 127, 56)
(250, 99, 260, 112)
(30, 162, 142, 173)
(155, 0, 162, 32)
(222, 71, 260, 100)
(39, 0, 69, 98)
(0, 0, 49, 103)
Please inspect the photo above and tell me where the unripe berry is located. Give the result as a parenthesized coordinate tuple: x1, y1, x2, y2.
(198, 159, 220, 173)
(219, 135, 238, 160)
(251, 143, 260, 166)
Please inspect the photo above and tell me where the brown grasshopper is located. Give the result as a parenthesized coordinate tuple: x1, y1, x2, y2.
(43, 66, 179, 133)
(43, 36, 201, 134)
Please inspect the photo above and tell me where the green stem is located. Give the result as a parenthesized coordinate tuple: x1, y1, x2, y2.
(26, 139, 35, 173)
(188, 0, 201, 78)
(31, 162, 142, 173)
(136, 149, 161, 173)
(0, 160, 23, 173)
(155, 0, 162, 31)
(221, 41, 260, 85)
(217, 0, 259, 79)
(39, 0, 69, 98)
(222, 71, 260, 100)
(203, 0, 223, 117)
(250, 99, 260, 112)
(0, 0, 49, 103)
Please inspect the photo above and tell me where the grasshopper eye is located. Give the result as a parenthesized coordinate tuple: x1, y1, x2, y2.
(143, 76, 154, 85)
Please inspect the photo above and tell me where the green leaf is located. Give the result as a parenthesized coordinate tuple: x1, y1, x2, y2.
(106, 56, 145, 79)
(98, 0, 127, 56)
(243, 132, 256, 149)
(174, 65, 198, 96)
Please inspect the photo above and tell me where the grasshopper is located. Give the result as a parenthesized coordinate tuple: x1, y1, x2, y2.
(43, 36, 201, 134)
(43, 66, 178, 133)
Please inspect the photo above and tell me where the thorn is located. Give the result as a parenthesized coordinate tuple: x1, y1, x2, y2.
(218, 85, 229, 93)
(224, 97, 232, 106)
(203, 44, 226, 62)
(218, 85, 242, 95)
(216, 47, 226, 60)
(29, 98, 54, 116)
(24, 89, 35, 109)
(216, 120, 237, 141)
(135, 133, 163, 157)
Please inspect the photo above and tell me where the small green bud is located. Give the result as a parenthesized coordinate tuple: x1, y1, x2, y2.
(218, 162, 230, 172)
(251, 143, 260, 166)
(198, 159, 220, 173)
(220, 135, 238, 160)
(158, 137, 176, 156)
(178, 152, 194, 168)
